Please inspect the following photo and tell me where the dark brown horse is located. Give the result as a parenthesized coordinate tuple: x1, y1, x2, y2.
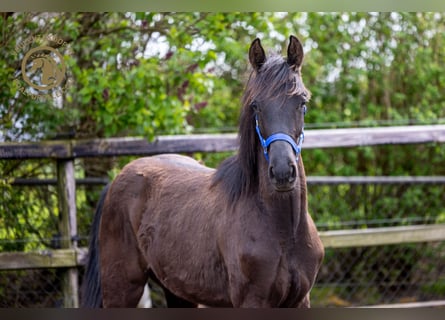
(82, 35, 324, 308)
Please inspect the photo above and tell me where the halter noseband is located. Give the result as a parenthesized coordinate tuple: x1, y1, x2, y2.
(255, 106, 306, 163)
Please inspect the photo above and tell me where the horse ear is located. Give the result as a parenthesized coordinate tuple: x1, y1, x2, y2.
(249, 38, 266, 71)
(287, 35, 304, 71)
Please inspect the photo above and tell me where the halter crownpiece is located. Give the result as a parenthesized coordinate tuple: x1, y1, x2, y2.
(255, 105, 306, 163)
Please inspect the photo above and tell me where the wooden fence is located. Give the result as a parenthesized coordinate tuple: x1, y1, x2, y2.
(2, 124, 445, 159)
(1, 124, 445, 307)
(2, 223, 445, 268)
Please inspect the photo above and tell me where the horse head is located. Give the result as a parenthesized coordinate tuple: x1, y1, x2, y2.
(244, 36, 310, 192)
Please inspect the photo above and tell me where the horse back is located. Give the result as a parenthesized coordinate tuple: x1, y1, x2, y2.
(103, 154, 216, 234)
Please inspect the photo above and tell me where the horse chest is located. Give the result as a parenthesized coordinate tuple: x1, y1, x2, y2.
(230, 231, 320, 307)
(276, 247, 316, 307)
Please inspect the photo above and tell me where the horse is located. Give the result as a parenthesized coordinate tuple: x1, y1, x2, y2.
(81, 35, 324, 308)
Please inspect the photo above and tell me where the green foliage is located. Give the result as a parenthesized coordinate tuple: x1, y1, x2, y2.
(0, 161, 59, 252)
(1, 12, 445, 250)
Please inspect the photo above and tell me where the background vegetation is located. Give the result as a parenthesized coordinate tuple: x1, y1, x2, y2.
(0, 12, 444, 306)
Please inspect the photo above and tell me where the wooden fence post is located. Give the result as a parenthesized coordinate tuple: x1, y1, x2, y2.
(57, 157, 79, 308)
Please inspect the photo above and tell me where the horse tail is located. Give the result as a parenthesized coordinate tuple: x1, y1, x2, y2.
(81, 184, 110, 308)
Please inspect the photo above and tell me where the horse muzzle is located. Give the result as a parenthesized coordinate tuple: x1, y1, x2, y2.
(268, 141, 298, 192)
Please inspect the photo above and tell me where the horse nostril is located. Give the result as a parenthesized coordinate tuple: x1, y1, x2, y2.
(269, 164, 296, 184)
(289, 164, 297, 182)
(269, 166, 275, 180)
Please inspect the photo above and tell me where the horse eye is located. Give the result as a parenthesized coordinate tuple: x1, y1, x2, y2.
(300, 103, 307, 115)
(251, 101, 260, 112)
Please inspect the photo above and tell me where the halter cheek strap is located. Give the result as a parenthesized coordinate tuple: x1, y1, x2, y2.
(255, 113, 305, 163)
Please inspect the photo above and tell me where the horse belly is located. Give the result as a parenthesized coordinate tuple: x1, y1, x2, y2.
(145, 223, 230, 306)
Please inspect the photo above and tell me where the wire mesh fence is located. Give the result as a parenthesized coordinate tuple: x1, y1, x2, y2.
(0, 269, 64, 308)
(311, 241, 445, 307)
(1, 239, 444, 308)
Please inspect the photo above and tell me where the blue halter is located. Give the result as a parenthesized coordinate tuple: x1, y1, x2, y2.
(255, 106, 306, 163)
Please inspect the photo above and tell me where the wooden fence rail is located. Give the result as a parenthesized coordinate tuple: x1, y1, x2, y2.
(10, 176, 445, 186)
(2, 224, 445, 271)
(1, 125, 445, 159)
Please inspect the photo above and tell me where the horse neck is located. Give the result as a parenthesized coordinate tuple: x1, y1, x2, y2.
(258, 156, 308, 239)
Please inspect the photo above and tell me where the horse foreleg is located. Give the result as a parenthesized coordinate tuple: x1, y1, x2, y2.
(299, 294, 311, 308)
(228, 278, 274, 307)
(288, 293, 310, 308)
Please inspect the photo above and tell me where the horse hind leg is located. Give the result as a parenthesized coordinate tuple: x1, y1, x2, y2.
(99, 214, 148, 307)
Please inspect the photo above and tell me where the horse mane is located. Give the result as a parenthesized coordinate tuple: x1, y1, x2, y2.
(212, 53, 310, 203)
